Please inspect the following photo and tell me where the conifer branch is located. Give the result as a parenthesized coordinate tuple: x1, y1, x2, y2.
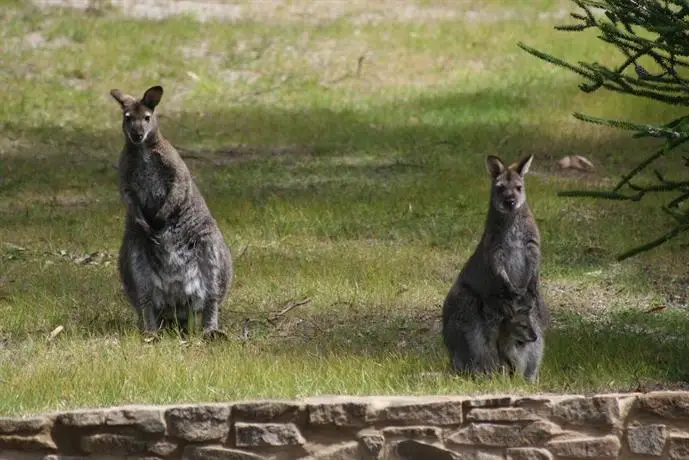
(617, 222, 689, 261)
(522, 0, 689, 259)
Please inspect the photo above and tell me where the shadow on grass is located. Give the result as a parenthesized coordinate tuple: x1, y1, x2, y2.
(3, 86, 668, 255)
(543, 309, 689, 392)
(249, 306, 689, 391)
(2, 86, 663, 168)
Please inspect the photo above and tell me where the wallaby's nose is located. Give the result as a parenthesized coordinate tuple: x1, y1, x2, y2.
(504, 198, 517, 209)
(129, 132, 144, 143)
(526, 330, 538, 342)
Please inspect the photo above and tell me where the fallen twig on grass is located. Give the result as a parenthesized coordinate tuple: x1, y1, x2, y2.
(321, 55, 366, 85)
(269, 298, 312, 323)
(236, 75, 294, 103)
(47, 325, 64, 342)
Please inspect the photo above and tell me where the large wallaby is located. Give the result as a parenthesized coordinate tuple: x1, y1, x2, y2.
(111, 85, 233, 339)
(442, 154, 550, 381)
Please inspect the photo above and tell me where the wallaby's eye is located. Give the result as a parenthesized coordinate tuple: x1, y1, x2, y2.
(516, 185, 523, 192)
(144, 114, 151, 122)
(124, 112, 131, 120)
(496, 184, 505, 192)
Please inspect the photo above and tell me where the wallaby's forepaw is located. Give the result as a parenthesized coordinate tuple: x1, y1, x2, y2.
(135, 216, 151, 232)
(202, 328, 228, 341)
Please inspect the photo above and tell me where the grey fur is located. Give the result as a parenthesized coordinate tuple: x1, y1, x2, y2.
(111, 85, 232, 338)
(442, 154, 550, 381)
(495, 298, 543, 383)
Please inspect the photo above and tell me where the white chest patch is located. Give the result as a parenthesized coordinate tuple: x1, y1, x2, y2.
(182, 263, 203, 297)
(150, 245, 207, 313)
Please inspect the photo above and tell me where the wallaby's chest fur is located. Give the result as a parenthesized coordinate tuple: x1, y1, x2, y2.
(141, 237, 208, 317)
(126, 149, 174, 225)
(457, 207, 539, 299)
(482, 209, 540, 295)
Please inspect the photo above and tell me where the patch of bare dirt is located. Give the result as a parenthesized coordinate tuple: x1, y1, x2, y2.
(22, 32, 73, 49)
(177, 143, 315, 165)
(0, 192, 97, 213)
(32, 0, 570, 24)
(544, 274, 659, 320)
(644, 264, 689, 310)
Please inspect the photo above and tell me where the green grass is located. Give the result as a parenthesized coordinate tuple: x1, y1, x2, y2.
(1, 0, 688, 415)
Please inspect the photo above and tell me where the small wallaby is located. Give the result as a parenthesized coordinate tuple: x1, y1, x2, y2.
(111, 85, 233, 339)
(442, 154, 550, 380)
(495, 298, 543, 382)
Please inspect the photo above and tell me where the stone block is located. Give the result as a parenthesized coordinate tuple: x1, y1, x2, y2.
(0, 433, 56, 451)
(307, 401, 368, 427)
(466, 408, 541, 422)
(0, 417, 51, 435)
(165, 404, 230, 442)
(43, 456, 100, 460)
(382, 425, 442, 442)
(668, 434, 689, 460)
(639, 392, 689, 419)
(80, 433, 149, 455)
(232, 401, 304, 423)
(182, 445, 267, 460)
(506, 448, 553, 460)
(627, 423, 666, 456)
(448, 420, 560, 447)
(463, 396, 513, 409)
(305, 441, 360, 460)
(55, 409, 107, 427)
(370, 399, 463, 426)
(234, 422, 305, 447)
(148, 440, 177, 456)
(546, 435, 621, 458)
(552, 396, 624, 428)
(56, 407, 164, 434)
(104, 408, 166, 434)
(357, 429, 384, 458)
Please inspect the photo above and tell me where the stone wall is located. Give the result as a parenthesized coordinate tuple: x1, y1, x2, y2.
(2, 391, 689, 459)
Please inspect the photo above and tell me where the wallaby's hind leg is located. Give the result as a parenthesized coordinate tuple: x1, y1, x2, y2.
(197, 240, 231, 340)
(201, 298, 227, 340)
(119, 240, 142, 328)
(121, 242, 161, 335)
(463, 322, 501, 376)
(443, 284, 498, 375)
(201, 299, 218, 331)
(452, 350, 500, 377)
(141, 301, 160, 333)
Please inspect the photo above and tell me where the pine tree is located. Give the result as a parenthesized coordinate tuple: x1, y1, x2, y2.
(519, 0, 689, 260)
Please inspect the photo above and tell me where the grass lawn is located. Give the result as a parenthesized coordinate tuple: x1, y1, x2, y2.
(1, 0, 688, 415)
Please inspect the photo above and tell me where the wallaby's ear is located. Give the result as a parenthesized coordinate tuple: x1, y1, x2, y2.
(141, 86, 164, 111)
(110, 89, 136, 109)
(486, 155, 505, 179)
(515, 154, 534, 177)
